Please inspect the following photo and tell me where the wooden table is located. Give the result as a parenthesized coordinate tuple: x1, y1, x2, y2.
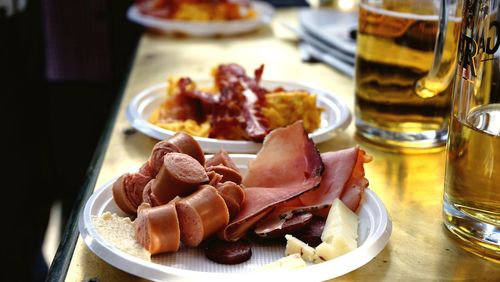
(48, 8, 500, 282)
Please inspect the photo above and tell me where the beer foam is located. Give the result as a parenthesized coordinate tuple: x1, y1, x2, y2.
(359, 3, 461, 22)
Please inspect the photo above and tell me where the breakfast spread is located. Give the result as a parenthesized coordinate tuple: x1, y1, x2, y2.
(148, 63, 323, 142)
(135, 0, 257, 21)
(95, 120, 371, 268)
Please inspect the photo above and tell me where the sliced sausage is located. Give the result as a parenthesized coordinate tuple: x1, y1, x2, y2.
(176, 185, 229, 247)
(206, 165, 242, 185)
(148, 140, 180, 175)
(168, 132, 205, 166)
(150, 152, 209, 205)
(112, 172, 152, 214)
(205, 149, 239, 172)
(204, 239, 252, 265)
(216, 182, 245, 208)
(134, 203, 181, 255)
(207, 170, 223, 186)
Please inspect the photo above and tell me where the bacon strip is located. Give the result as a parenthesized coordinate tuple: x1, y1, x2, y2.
(221, 121, 323, 241)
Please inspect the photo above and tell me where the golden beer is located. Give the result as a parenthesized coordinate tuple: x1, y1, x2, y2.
(443, 0, 500, 262)
(355, 3, 461, 149)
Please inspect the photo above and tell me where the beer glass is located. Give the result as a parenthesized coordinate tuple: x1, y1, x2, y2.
(355, 0, 462, 150)
(443, 0, 500, 262)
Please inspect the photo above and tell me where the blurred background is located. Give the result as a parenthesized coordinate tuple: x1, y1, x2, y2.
(1, 1, 141, 281)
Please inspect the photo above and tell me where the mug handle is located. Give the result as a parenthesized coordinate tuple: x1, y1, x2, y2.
(414, 0, 455, 98)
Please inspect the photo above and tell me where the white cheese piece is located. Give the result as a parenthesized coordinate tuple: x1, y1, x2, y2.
(314, 234, 357, 262)
(285, 234, 317, 262)
(321, 198, 358, 244)
(258, 253, 307, 270)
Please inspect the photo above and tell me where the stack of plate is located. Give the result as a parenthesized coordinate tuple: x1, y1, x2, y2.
(292, 9, 357, 78)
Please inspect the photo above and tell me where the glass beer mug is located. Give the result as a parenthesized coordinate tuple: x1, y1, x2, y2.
(443, 0, 500, 261)
(355, 0, 462, 150)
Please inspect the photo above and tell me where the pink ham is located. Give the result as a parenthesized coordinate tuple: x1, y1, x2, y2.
(112, 172, 152, 214)
(221, 121, 324, 241)
(135, 203, 181, 255)
(254, 147, 371, 234)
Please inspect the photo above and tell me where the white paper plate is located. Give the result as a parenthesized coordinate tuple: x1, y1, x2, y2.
(79, 154, 391, 282)
(127, 1, 274, 37)
(299, 9, 357, 56)
(125, 80, 351, 153)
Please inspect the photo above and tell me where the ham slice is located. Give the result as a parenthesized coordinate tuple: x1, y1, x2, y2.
(254, 147, 371, 234)
(221, 121, 324, 241)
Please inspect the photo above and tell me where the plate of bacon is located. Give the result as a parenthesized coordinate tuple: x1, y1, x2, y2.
(127, 0, 274, 36)
(79, 123, 392, 282)
(126, 63, 351, 153)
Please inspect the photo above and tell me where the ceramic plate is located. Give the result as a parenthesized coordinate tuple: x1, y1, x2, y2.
(127, 1, 274, 37)
(79, 155, 392, 282)
(299, 9, 357, 56)
(125, 80, 351, 153)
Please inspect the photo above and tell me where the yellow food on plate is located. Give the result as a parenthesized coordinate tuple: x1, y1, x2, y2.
(147, 63, 323, 142)
(263, 91, 322, 133)
(137, 0, 257, 21)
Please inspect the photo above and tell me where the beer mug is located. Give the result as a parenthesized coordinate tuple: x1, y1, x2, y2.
(354, 0, 462, 150)
(443, 0, 500, 262)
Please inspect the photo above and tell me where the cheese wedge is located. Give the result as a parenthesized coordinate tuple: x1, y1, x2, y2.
(314, 198, 359, 261)
(321, 198, 358, 244)
(285, 234, 317, 262)
(258, 253, 307, 270)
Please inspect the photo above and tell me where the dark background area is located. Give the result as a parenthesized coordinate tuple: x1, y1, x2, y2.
(1, 1, 141, 281)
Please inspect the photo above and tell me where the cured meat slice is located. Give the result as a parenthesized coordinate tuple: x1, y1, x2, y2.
(221, 121, 323, 241)
(147, 152, 209, 206)
(242, 121, 323, 188)
(299, 147, 370, 214)
(134, 203, 180, 255)
(176, 185, 230, 247)
(112, 173, 152, 214)
(254, 147, 371, 233)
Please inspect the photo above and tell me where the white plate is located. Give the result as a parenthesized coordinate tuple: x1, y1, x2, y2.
(127, 1, 274, 37)
(125, 80, 352, 153)
(299, 9, 357, 56)
(80, 155, 392, 282)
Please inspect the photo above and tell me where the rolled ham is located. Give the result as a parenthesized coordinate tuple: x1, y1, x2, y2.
(134, 203, 181, 255)
(146, 152, 209, 206)
(176, 185, 230, 247)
